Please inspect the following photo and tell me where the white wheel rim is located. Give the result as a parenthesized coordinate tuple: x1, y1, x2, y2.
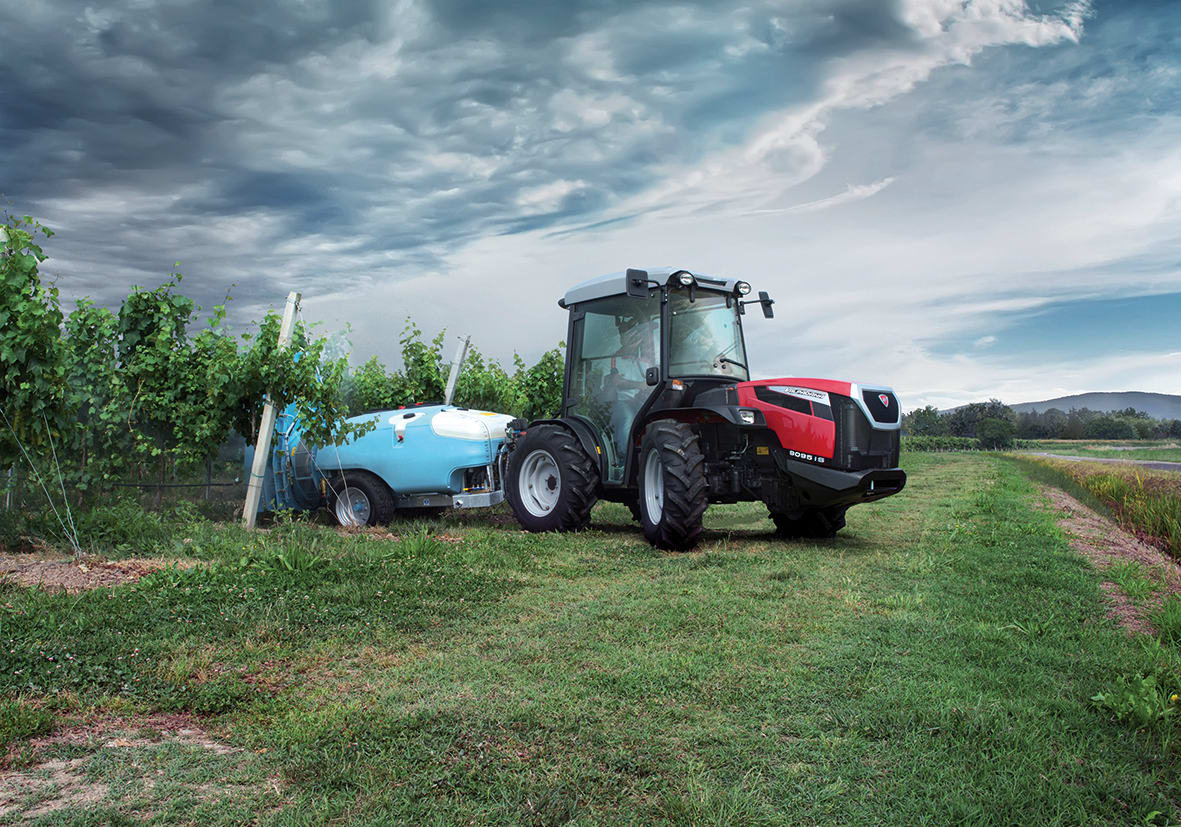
(643, 449, 663, 523)
(519, 449, 561, 518)
(334, 488, 371, 526)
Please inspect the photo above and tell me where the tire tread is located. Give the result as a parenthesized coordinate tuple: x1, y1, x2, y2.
(506, 424, 598, 532)
(641, 420, 707, 550)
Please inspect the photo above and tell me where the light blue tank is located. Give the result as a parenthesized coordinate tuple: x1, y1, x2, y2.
(249, 404, 514, 515)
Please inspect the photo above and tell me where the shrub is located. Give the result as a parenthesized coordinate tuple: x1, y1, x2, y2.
(902, 436, 979, 452)
(977, 417, 1015, 450)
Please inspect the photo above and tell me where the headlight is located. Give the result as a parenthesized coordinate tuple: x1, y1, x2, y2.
(677, 272, 695, 286)
(738, 409, 756, 425)
(735, 281, 751, 296)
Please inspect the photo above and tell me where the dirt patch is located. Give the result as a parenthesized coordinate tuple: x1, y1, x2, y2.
(0, 552, 199, 593)
(0, 714, 277, 820)
(1036, 484, 1181, 635)
(0, 756, 108, 820)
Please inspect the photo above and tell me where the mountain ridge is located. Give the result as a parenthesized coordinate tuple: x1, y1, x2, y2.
(949, 391, 1181, 420)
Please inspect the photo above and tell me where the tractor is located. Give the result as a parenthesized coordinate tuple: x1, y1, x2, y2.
(503, 267, 907, 550)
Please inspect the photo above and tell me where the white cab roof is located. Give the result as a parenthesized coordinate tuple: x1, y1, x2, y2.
(562, 267, 743, 306)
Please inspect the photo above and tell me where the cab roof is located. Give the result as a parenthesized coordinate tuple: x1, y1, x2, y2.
(562, 267, 743, 306)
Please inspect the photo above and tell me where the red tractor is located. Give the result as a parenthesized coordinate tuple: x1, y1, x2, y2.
(503, 268, 906, 550)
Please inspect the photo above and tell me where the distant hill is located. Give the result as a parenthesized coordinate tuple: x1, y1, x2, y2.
(1010, 392, 1181, 420)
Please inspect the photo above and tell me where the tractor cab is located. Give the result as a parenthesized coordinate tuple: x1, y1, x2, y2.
(559, 268, 770, 484)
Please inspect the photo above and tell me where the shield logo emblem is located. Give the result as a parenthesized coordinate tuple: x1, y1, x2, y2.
(879, 394, 890, 407)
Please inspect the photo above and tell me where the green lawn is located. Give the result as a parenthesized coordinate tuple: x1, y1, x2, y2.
(1050, 447, 1181, 462)
(3, 453, 1179, 824)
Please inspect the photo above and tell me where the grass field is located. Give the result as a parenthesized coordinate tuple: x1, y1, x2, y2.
(3, 453, 1181, 824)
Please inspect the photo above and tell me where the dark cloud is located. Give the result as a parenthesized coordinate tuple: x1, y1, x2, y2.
(0, 0, 1118, 348)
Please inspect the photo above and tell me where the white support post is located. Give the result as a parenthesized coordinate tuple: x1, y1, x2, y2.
(242, 291, 301, 528)
(443, 335, 470, 407)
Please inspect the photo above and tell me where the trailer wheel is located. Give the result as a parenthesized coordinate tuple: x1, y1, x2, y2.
(506, 424, 598, 532)
(638, 421, 707, 551)
(771, 507, 847, 539)
(330, 471, 395, 527)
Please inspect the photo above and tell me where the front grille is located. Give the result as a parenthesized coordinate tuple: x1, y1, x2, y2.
(861, 389, 899, 425)
(831, 394, 900, 471)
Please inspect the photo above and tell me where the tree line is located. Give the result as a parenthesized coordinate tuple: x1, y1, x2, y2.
(0, 214, 563, 500)
(904, 398, 1181, 447)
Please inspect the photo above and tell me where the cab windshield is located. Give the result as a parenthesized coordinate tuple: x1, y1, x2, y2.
(668, 291, 749, 380)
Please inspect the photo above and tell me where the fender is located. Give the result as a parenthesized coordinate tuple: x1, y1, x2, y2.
(525, 416, 603, 473)
(625, 405, 756, 485)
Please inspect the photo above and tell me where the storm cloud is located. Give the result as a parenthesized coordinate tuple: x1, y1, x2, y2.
(3, 0, 1178, 406)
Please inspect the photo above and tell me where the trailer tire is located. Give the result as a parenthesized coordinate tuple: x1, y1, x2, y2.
(506, 424, 598, 532)
(330, 471, 396, 527)
(771, 506, 846, 539)
(638, 420, 707, 551)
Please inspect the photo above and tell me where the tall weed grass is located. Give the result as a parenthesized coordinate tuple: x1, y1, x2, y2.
(1013, 456, 1181, 558)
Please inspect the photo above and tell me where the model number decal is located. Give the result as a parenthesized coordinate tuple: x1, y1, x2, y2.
(768, 385, 830, 406)
(789, 449, 826, 465)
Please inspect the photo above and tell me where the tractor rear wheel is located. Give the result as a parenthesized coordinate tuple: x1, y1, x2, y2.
(638, 421, 707, 550)
(771, 506, 847, 539)
(330, 471, 396, 527)
(506, 424, 598, 532)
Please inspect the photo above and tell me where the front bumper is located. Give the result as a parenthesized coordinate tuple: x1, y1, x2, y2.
(778, 456, 906, 508)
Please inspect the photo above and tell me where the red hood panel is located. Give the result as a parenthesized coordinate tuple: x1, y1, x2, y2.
(737, 377, 853, 397)
(736, 378, 846, 460)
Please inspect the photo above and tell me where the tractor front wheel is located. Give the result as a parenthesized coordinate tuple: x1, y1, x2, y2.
(506, 424, 598, 532)
(638, 421, 707, 551)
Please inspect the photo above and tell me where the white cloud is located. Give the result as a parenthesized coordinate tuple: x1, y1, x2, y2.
(744, 178, 895, 216)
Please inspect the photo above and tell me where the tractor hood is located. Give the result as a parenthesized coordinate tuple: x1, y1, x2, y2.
(736, 377, 901, 431)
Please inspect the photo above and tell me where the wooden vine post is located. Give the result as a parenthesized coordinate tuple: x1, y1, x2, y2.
(242, 291, 301, 529)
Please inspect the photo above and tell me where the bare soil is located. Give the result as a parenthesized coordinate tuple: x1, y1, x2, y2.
(1036, 484, 1181, 635)
(0, 552, 199, 593)
(0, 714, 271, 821)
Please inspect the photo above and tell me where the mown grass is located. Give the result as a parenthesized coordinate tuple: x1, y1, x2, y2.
(1011, 455, 1181, 558)
(2, 453, 1180, 824)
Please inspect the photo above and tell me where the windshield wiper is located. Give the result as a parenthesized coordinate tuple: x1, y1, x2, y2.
(716, 356, 746, 370)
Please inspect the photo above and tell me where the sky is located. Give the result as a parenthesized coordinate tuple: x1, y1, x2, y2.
(2, 0, 1178, 411)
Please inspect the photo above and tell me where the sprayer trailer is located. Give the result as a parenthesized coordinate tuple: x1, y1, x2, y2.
(247, 403, 515, 526)
(502, 267, 907, 550)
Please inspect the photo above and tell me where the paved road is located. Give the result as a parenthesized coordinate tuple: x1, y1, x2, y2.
(1024, 452, 1181, 474)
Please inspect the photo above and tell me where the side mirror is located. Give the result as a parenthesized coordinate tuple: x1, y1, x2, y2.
(625, 268, 649, 298)
(645, 367, 660, 386)
(759, 291, 775, 319)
